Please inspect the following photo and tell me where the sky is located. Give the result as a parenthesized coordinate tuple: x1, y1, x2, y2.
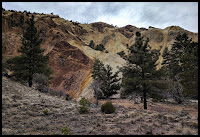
(2, 2, 198, 33)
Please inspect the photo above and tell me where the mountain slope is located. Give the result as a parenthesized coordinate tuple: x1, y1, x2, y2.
(2, 10, 198, 100)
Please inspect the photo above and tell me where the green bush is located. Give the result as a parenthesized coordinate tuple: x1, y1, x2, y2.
(101, 101, 116, 114)
(43, 108, 48, 115)
(61, 126, 72, 135)
(78, 97, 91, 114)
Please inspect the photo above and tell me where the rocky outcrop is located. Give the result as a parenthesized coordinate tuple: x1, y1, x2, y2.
(117, 25, 140, 38)
(91, 22, 114, 33)
(48, 41, 93, 98)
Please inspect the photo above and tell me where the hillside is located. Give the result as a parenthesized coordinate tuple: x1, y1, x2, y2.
(2, 76, 198, 135)
(2, 9, 198, 100)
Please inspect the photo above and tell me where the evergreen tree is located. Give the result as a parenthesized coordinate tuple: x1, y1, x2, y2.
(92, 59, 106, 99)
(92, 59, 121, 99)
(88, 40, 95, 49)
(101, 65, 121, 98)
(6, 15, 52, 87)
(162, 33, 192, 80)
(95, 44, 105, 51)
(162, 33, 197, 101)
(121, 32, 162, 109)
(179, 41, 198, 99)
(91, 59, 105, 80)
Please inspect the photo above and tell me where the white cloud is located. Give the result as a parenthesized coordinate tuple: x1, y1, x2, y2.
(2, 2, 198, 33)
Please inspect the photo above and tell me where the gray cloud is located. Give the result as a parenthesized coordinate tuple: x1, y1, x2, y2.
(2, 2, 198, 33)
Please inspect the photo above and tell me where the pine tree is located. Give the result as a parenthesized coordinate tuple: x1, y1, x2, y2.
(121, 32, 162, 109)
(91, 59, 105, 80)
(92, 59, 106, 99)
(162, 33, 196, 101)
(6, 15, 52, 87)
(101, 65, 121, 98)
(92, 59, 121, 99)
(179, 41, 198, 99)
(162, 33, 192, 80)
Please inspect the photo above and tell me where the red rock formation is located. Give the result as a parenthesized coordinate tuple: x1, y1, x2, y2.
(48, 41, 93, 98)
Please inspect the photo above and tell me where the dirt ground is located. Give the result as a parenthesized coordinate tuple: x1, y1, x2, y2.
(2, 77, 198, 135)
(99, 98, 198, 116)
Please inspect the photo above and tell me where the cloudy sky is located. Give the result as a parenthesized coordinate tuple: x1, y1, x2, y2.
(2, 2, 198, 33)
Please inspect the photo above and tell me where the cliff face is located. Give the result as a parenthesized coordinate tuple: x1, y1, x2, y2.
(2, 10, 198, 100)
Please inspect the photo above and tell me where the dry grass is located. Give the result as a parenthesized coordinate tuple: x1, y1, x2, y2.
(2, 77, 198, 135)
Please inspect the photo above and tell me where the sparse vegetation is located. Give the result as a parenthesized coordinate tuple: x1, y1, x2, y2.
(117, 51, 127, 59)
(2, 76, 198, 135)
(94, 44, 105, 51)
(88, 40, 106, 51)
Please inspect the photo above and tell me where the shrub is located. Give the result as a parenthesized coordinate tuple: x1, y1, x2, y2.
(101, 101, 116, 114)
(48, 88, 58, 96)
(117, 51, 125, 57)
(117, 51, 127, 60)
(37, 84, 49, 93)
(57, 90, 66, 98)
(95, 44, 105, 51)
(33, 73, 49, 86)
(61, 126, 72, 135)
(78, 97, 91, 114)
(151, 92, 164, 102)
(120, 90, 128, 99)
(43, 108, 48, 115)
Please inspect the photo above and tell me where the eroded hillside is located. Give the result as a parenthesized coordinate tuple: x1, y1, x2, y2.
(2, 10, 198, 100)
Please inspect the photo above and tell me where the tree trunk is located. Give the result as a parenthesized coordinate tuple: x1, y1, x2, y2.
(28, 77, 33, 87)
(142, 69, 147, 109)
(143, 90, 147, 109)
